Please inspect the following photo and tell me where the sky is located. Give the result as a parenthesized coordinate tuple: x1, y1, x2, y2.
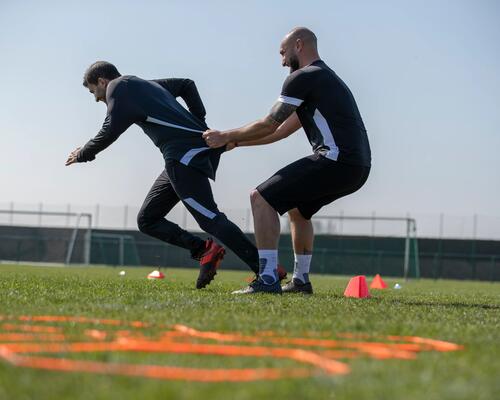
(1, 0, 499, 231)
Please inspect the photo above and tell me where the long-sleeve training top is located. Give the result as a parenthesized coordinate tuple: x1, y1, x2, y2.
(77, 75, 224, 179)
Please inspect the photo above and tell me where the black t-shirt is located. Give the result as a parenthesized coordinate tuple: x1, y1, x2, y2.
(278, 60, 371, 167)
(77, 75, 224, 179)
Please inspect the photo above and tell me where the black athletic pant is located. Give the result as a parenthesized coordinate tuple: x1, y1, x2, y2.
(137, 159, 259, 273)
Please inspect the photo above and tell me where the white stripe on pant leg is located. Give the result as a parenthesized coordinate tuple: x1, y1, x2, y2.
(184, 198, 217, 219)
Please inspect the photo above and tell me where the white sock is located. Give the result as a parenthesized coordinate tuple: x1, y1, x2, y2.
(293, 254, 312, 283)
(258, 250, 278, 285)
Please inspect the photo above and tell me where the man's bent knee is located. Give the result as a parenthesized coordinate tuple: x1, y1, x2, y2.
(250, 189, 267, 209)
(288, 208, 306, 222)
(137, 211, 153, 234)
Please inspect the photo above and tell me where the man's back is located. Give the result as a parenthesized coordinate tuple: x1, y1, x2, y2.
(78, 75, 223, 179)
(283, 60, 371, 167)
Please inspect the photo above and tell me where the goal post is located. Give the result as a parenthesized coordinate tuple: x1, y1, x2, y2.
(91, 232, 140, 266)
(306, 215, 420, 279)
(0, 209, 92, 265)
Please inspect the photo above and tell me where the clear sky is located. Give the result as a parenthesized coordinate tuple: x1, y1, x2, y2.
(1, 0, 499, 224)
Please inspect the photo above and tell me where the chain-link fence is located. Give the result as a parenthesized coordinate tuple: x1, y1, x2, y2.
(2, 201, 500, 239)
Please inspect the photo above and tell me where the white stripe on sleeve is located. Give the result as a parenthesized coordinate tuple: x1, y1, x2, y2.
(277, 95, 304, 107)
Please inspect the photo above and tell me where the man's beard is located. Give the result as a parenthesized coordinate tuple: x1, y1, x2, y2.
(289, 55, 300, 73)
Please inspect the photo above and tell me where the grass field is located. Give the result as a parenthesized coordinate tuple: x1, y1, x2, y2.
(0, 264, 499, 400)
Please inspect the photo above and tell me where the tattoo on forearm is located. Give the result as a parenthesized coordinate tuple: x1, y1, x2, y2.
(268, 102, 297, 124)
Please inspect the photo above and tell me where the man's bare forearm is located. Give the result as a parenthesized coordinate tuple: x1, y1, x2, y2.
(203, 102, 298, 149)
(236, 132, 284, 147)
(238, 113, 301, 147)
(223, 117, 279, 143)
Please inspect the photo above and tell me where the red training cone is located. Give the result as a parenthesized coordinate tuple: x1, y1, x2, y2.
(147, 270, 165, 280)
(344, 275, 371, 298)
(370, 274, 388, 289)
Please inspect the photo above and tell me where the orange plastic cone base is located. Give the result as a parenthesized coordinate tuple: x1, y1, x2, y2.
(370, 274, 388, 289)
(147, 270, 165, 280)
(344, 276, 371, 298)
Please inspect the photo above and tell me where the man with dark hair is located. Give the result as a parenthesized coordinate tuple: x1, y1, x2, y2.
(204, 27, 371, 294)
(66, 61, 264, 288)
(83, 61, 121, 89)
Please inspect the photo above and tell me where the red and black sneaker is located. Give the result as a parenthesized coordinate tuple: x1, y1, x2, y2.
(196, 238, 225, 289)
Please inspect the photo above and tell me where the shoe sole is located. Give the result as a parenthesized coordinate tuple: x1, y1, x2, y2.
(232, 282, 282, 295)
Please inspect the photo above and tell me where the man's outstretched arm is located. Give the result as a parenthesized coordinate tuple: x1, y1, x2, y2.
(203, 101, 298, 148)
(234, 112, 301, 148)
(154, 78, 206, 122)
(66, 82, 141, 165)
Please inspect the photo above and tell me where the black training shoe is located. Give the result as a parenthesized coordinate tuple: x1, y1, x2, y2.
(232, 278, 282, 295)
(245, 264, 287, 284)
(196, 239, 225, 289)
(282, 278, 314, 294)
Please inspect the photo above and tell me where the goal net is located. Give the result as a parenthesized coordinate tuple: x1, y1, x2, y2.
(279, 214, 420, 279)
(0, 209, 92, 265)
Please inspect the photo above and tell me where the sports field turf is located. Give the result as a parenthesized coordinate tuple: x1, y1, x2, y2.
(0, 264, 498, 400)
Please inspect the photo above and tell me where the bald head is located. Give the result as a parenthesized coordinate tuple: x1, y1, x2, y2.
(284, 27, 318, 49)
(279, 27, 320, 73)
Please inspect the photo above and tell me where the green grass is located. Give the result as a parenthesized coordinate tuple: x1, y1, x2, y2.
(0, 264, 499, 400)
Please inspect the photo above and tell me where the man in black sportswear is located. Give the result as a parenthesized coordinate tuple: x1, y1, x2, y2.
(204, 28, 371, 294)
(66, 61, 262, 288)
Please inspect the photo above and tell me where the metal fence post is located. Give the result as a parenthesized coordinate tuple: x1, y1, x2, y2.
(403, 217, 410, 280)
(66, 204, 71, 226)
(95, 204, 100, 228)
(9, 202, 14, 224)
(119, 236, 125, 266)
(471, 214, 477, 279)
(38, 203, 43, 226)
(124, 205, 128, 230)
(438, 213, 444, 277)
(84, 215, 92, 265)
(339, 210, 344, 234)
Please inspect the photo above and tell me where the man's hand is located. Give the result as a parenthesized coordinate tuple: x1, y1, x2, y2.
(203, 129, 229, 148)
(65, 147, 81, 166)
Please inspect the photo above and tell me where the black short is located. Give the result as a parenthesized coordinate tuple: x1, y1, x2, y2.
(256, 154, 370, 220)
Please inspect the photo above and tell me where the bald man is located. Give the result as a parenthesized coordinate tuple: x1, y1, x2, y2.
(204, 28, 371, 294)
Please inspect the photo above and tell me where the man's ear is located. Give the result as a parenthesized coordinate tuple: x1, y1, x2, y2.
(295, 38, 304, 52)
(97, 77, 108, 87)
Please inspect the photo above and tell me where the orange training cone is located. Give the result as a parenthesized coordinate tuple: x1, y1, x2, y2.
(344, 275, 371, 298)
(370, 274, 388, 289)
(147, 270, 165, 280)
